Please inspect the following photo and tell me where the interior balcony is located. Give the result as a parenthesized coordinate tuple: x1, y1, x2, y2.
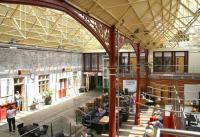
(118, 65, 200, 80)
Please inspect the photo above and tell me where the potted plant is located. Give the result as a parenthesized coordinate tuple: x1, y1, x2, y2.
(43, 90, 53, 105)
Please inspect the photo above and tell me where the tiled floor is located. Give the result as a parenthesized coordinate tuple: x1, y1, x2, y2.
(98, 108, 153, 137)
(0, 91, 153, 137)
(0, 91, 102, 137)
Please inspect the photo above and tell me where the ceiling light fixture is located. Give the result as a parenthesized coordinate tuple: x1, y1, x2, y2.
(134, 28, 139, 34)
(119, 19, 125, 26)
(58, 45, 64, 49)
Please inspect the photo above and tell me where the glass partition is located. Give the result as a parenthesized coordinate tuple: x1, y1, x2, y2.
(163, 52, 172, 72)
(153, 52, 162, 72)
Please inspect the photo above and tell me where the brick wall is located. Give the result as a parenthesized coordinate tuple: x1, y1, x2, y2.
(149, 79, 200, 104)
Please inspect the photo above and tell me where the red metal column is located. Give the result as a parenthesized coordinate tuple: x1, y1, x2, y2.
(108, 26, 116, 137)
(135, 43, 141, 125)
(145, 49, 149, 91)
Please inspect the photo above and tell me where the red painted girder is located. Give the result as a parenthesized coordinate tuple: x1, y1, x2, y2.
(117, 33, 138, 53)
(133, 43, 141, 125)
(108, 26, 117, 137)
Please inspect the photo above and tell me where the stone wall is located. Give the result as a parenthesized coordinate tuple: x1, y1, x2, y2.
(0, 47, 82, 77)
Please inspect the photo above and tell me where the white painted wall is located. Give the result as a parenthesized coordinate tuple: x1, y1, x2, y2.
(49, 74, 57, 102)
(184, 84, 200, 105)
(0, 70, 82, 109)
(48, 71, 82, 102)
(26, 76, 41, 107)
(188, 51, 200, 73)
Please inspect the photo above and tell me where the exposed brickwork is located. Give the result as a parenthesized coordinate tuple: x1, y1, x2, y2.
(149, 79, 200, 104)
(118, 77, 200, 104)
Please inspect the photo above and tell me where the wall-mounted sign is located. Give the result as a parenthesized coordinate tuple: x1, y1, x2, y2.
(18, 69, 31, 75)
(62, 67, 72, 72)
(73, 67, 81, 71)
(123, 80, 137, 92)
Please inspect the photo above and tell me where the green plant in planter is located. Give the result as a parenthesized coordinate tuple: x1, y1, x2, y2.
(43, 90, 53, 105)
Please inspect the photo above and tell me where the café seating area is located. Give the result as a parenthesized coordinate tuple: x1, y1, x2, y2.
(76, 92, 131, 134)
(185, 113, 200, 132)
(17, 122, 49, 137)
(82, 107, 107, 128)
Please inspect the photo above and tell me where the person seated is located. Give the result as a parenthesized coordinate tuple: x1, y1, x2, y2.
(102, 103, 108, 110)
(192, 107, 197, 112)
(87, 108, 98, 117)
(144, 125, 154, 137)
(96, 107, 106, 117)
(153, 120, 163, 129)
(186, 113, 198, 126)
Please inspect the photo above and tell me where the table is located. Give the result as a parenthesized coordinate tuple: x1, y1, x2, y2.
(99, 116, 109, 124)
(20, 125, 41, 137)
(95, 116, 109, 134)
(79, 86, 87, 92)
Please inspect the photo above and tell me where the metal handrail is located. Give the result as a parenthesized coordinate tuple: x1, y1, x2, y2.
(156, 128, 200, 137)
(75, 107, 87, 116)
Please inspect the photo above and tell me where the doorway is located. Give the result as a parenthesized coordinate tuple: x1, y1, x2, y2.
(130, 57, 137, 73)
(59, 79, 67, 98)
(175, 56, 184, 73)
(73, 72, 78, 94)
(14, 78, 25, 111)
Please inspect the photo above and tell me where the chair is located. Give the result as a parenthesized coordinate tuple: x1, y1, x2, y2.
(28, 132, 40, 137)
(53, 132, 65, 137)
(17, 123, 24, 129)
(33, 123, 39, 126)
(125, 88, 128, 95)
(40, 125, 49, 136)
(186, 114, 198, 126)
(17, 123, 24, 135)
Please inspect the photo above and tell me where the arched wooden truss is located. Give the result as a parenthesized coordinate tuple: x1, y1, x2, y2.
(0, 0, 138, 56)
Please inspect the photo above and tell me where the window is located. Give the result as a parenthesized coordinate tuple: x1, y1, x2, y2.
(119, 52, 146, 73)
(98, 54, 103, 71)
(163, 52, 172, 72)
(121, 53, 129, 73)
(91, 54, 97, 71)
(140, 53, 145, 72)
(0, 78, 13, 104)
(39, 75, 49, 93)
(153, 51, 188, 73)
(175, 52, 185, 73)
(153, 52, 162, 72)
(130, 53, 136, 73)
(84, 54, 91, 71)
(83, 53, 103, 72)
(14, 78, 24, 85)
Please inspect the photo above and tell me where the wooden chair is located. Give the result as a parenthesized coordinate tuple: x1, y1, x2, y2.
(40, 125, 49, 136)
(17, 123, 24, 135)
(33, 123, 39, 126)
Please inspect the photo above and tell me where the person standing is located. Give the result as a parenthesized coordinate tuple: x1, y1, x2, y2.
(7, 106, 16, 132)
(15, 91, 22, 111)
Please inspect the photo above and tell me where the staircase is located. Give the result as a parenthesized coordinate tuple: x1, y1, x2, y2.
(117, 108, 153, 137)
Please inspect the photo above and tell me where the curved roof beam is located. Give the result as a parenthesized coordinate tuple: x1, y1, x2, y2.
(0, 0, 112, 54)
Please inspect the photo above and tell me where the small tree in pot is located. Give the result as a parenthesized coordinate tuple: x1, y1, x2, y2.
(43, 90, 53, 105)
